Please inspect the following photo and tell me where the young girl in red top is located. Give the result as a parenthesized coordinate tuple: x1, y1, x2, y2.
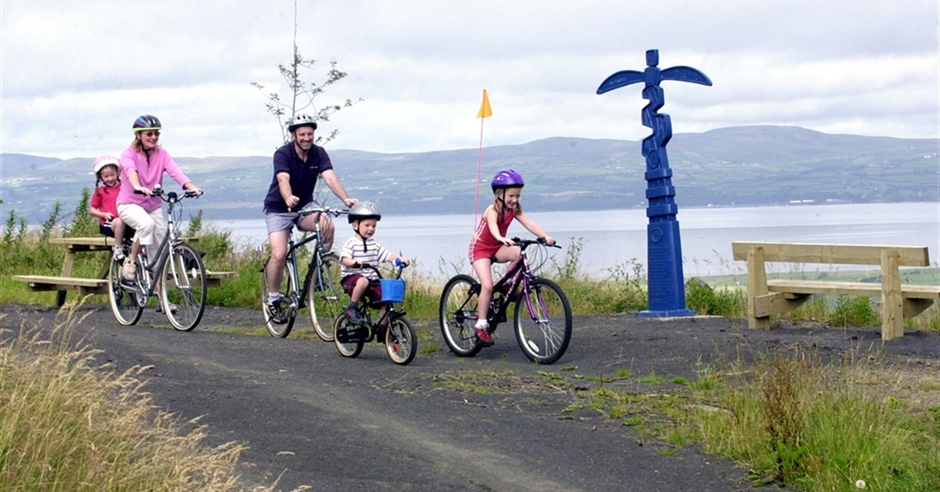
(468, 170, 554, 347)
(89, 154, 127, 260)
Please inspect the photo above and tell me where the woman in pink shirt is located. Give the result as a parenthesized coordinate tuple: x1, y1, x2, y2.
(116, 115, 202, 284)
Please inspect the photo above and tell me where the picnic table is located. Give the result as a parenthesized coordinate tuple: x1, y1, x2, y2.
(11, 236, 236, 307)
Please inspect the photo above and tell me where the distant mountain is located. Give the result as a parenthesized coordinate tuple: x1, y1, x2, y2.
(1, 126, 937, 223)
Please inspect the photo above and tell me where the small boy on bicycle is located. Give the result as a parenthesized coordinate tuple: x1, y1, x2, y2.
(469, 169, 554, 347)
(338, 201, 410, 324)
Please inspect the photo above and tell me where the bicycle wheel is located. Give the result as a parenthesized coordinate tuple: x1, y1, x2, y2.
(513, 278, 572, 364)
(161, 242, 207, 332)
(385, 316, 417, 365)
(439, 274, 483, 357)
(332, 315, 364, 358)
(108, 256, 143, 326)
(261, 256, 298, 337)
(308, 252, 344, 342)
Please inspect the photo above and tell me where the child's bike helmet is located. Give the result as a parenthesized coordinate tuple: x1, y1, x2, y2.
(287, 114, 318, 132)
(93, 154, 120, 175)
(348, 201, 382, 223)
(491, 169, 525, 192)
(132, 115, 162, 133)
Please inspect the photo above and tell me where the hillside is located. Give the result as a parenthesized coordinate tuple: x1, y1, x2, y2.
(1, 125, 937, 222)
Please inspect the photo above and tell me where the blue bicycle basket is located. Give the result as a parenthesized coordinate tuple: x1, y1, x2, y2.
(380, 279, 406, 303)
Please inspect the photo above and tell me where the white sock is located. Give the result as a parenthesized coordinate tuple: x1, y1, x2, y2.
(268, 293, 281, 302)
(475, 320, 489, 329)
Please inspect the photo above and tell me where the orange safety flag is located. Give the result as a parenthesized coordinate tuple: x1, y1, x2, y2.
(477, 89, 493, 119)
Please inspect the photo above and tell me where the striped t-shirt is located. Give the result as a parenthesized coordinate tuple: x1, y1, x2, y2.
(339, 235, 390, 280)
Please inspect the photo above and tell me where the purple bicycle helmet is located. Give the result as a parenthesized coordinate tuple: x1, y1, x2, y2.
(491, 169, 525, 192)
(132, 115, 162, 133)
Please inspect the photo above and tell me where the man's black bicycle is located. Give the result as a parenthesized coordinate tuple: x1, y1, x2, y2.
(260, 203, 347, 340)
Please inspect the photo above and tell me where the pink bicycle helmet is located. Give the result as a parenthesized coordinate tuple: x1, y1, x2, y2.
(93, 154, 120, 175)
(491, 169, 525, 192)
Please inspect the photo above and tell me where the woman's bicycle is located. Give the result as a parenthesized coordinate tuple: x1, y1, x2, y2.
(108, 186, 207, 331)
(332, 261, 417, 365)
(439, 237, 572, 364)
(260, 203, 347, 341)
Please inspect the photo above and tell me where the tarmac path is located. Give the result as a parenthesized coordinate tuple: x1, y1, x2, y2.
(2, 303, 936, 491)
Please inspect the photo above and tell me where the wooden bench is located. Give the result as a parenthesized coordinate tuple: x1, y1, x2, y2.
(11, 236, 236, 307)
(732, 241, 939, 341)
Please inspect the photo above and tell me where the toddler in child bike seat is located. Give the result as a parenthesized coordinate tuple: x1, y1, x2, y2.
(468, 170, 554, 347)
(89, 154, 128, 260)
(339, 202, 410, 324)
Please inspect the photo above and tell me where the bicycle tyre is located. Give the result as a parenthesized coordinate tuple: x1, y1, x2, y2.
(439, 274, 483, 357)
(262, 256, 298, 337)
(386, 316, 417, 365)
(108, 256, 143, 326)
(513, 278, 572, 364)
(332, 315, 364, 358)
(161, 242, 207, 332)
(308, 252, 344, 342)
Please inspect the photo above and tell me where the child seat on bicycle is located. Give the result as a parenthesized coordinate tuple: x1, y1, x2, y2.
(339, 202, 410, 324)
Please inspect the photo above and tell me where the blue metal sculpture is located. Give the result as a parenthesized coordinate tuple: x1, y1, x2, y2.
(597, 49, 711, 317)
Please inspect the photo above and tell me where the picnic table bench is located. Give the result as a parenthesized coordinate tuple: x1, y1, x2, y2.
(12, 236, 236, 307)
(732, 241, 940, 341)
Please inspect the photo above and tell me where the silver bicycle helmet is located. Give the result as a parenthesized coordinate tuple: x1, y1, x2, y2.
(348, 201, 381, 223)
(287, 114, 318, 132)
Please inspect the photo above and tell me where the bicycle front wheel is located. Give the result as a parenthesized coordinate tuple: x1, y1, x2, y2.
(386, 316, 417, 365)
(308, 252, 344, 341)
(261, 256, 298, 337)
(108, 256, 143, 326)
(160, 242, 207, 332)
(439, 274, 483, 357)
(513, 278, 572, 364)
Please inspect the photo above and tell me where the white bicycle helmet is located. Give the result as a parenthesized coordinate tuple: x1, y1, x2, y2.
(287, 114, 318, 132)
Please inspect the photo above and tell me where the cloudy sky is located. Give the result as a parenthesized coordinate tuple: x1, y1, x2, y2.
(2, 0, 938, 159)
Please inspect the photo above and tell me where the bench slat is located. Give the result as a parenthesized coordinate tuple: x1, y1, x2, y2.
(767, 280, 940, 300)
(732, 242, 929, 266)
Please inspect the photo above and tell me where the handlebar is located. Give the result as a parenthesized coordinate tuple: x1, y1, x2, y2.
(359, 260, 408, 280)
(295, 202, 349, 218)
(511, 237, 561, 250)
(134, 185, 202, 202)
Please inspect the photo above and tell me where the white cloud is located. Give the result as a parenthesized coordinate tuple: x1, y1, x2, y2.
(2, 0, 938, 159)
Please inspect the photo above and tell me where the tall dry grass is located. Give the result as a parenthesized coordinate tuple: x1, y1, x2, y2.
(0, 307, 293, 491)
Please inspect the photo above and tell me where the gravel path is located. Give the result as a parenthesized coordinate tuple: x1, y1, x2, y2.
(2, 303, 936, 491)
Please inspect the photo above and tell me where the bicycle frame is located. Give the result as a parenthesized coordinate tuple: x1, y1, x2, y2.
(135, 191, 189, 298)
(486, 240, 540, 327)
(281, 212, 329, 311)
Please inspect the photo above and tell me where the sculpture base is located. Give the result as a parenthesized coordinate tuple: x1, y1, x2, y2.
(636, 308, 696, 318)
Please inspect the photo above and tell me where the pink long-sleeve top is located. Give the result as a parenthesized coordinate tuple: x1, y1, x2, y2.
(117, 146, 191, 213)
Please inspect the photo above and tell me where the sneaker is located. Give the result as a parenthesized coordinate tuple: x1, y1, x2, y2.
(265, 298, 281, 316)
(121, 261, 136, 282)
(475, 328, 495, 347)
(113, 247, 126, 262)
(344, 305, 364, 324)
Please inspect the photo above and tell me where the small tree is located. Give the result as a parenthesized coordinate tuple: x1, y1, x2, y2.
(250, 1, 362, 145)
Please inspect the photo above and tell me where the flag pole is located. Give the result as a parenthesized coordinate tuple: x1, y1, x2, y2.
(474, 89, 493, 229)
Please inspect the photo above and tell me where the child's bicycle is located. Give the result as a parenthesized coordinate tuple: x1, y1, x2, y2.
(107, 186, 207, 331)
(439, 237, 572, 364)
(332, 261, 418, 365)
(261, 203, 348, 341)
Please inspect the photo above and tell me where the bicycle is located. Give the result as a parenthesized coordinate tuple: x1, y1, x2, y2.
(107, 186, 207, 331)
(332, 261, 417, 365)
(439, 237, 572, 364)
(260, 203, 347, 341)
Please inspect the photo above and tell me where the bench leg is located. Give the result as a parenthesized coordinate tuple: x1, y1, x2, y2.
(881, 250, 904, 341)
(56, 291, 67, 307)
(746, 247, 769, 329)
